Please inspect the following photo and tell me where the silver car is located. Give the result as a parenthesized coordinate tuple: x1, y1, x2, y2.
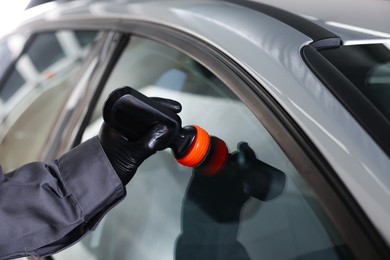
(0, 0, 389, 259)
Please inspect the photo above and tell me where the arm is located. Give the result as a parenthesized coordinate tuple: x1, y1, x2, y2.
(0, 137, 125, 259)
(0, 93, 181, 259)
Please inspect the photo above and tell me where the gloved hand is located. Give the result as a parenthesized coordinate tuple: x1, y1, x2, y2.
(98, 97, 182, 185)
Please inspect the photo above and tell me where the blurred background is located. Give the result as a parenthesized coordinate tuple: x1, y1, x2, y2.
(0, 1, 29, 37)
(0, 0, 69, 37)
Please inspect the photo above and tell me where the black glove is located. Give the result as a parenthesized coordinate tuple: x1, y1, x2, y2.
(99, 97, 181, 185)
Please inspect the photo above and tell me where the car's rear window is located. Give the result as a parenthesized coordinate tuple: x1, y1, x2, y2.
(319, 43, 390, 121)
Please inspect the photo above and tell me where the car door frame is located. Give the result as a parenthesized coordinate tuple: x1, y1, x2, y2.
(15, 17, 389, 259)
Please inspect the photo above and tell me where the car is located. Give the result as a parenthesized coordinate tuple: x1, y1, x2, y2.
(0, 0, 389, 259)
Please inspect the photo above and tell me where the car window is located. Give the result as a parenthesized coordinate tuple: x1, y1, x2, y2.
(54, 36, 355, 260)
(0, 30, 98, 172)
(319, 43, 390, 121)
(26, 32, 66, 73)
(0, 41, 12, 77)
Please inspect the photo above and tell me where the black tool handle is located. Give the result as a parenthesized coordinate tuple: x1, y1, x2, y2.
(103, 86, 181, 142)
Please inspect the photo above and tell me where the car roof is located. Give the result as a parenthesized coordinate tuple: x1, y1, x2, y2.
(18, 0, 390, 45)
(53, 0, 390, 35)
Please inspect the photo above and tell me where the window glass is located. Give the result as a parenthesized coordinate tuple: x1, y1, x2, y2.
(319, 43, 390, 121)
(26, 32, 65, 73)
(75, 31, 100, 47)
(0, 34, 27, 78)
(0, 30, 98, 172)
(0, 41, 12, 76)
(58, 36, 353, 260)
(0, 69, 25, 102)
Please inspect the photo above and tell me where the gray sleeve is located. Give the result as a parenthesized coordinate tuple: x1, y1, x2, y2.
(0, 136, 126, 259)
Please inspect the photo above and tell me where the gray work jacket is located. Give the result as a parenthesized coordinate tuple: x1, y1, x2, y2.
(0, 137, 125, 259)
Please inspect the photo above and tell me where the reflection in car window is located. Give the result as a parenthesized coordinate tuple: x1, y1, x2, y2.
(0, 34, 27, 80)
(0, 41, 12, 77)
(367, 61, 390, 119)
(0, 69, 25, 102)
(0, 30, 98, 171)
(319, 44, 390, 121)
(26, 32, 65, 73)
(75, 31, 100, 47)
(55, 36, 355, 260)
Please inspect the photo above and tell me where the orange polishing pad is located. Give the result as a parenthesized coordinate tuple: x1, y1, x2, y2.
(176, 125, 210, 167)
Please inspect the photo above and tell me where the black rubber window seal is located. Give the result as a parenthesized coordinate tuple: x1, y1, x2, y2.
(302, 44, 390, 156)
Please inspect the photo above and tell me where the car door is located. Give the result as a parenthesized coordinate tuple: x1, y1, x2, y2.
(53, 27, 387, 259)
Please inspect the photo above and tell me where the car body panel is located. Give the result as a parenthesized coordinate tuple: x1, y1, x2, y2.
(257, 0, 390, 35)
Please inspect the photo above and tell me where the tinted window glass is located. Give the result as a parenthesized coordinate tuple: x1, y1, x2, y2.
(319, 44, 390, 121)
(56, 36, 354, 260)
(0, 42, 12, 76)
(75, 31, 99, 47)
(0, 34, 26, 79)
(0, 30, 98, 171)
(26, 32, 65, 72)
(0, 69, 24, 102)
